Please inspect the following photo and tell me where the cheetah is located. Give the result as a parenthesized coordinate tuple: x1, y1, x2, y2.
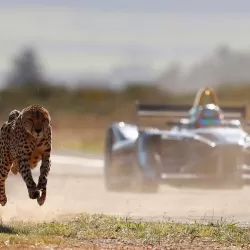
(0, 104, 52, 206)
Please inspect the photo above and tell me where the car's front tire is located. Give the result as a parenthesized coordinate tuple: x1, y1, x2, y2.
(132, 133, 161, 193)
(104, 127, 122, 191)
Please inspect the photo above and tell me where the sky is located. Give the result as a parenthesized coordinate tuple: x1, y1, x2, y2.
(1, 0, 250, 81)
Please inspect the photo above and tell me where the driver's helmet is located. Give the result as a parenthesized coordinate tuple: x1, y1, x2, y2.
(195, 104, 224, 128)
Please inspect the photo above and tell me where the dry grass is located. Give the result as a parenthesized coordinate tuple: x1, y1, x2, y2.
(51, 111, 139, 152)
(51, 114, 109, 153)
(0, 213, 249, 249)
(53, 127, 105, 152)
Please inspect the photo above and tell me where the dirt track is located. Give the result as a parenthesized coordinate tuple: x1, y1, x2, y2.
(2, 161, 250, 226)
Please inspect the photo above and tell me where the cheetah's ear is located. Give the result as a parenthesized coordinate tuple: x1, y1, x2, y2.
(10, 109, 21, 115)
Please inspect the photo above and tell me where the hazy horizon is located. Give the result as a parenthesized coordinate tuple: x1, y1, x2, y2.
(1, 1, 250, 70)
(1, 0, 250, 89)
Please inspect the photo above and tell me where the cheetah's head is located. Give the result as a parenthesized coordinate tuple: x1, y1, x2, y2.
(21, 105, 51, 139)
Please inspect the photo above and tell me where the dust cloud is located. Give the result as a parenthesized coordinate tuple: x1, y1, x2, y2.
(1, 172, 250, 226)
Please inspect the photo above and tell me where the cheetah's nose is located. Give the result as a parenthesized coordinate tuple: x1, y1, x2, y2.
(35, 128, 42, 134)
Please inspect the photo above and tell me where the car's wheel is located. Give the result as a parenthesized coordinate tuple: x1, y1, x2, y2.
(220, 161, 244, 189)
(104, 127, 128, 192)
(132, 166, 159, 193)
(104, 128, 120, 191)
(225, 170, 244, 189)
(131, 133, 160, 193)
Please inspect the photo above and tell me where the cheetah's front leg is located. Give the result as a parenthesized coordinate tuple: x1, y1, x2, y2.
(0, 159, 11, 206)
(37, 151, 51, 206)
(18, 158, 40, 200)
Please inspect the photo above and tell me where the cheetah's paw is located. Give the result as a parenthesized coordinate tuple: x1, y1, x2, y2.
(29, 189, 40, 199)
(0, 195, 7, 206)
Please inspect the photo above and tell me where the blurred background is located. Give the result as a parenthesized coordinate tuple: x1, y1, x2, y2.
(1, 0, 250, 153)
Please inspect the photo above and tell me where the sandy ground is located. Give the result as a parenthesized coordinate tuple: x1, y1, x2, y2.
(1, 158, 250, 226)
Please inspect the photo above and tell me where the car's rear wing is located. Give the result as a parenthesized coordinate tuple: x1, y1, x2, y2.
(220, 106, 247, 120)
(135, 101, 249, 129)
(136, 103, 192, 119)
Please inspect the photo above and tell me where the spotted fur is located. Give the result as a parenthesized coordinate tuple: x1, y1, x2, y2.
(0, 104, 52, 206)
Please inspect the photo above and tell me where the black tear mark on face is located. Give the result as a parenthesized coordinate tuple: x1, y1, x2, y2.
(36, 110, 40, 119)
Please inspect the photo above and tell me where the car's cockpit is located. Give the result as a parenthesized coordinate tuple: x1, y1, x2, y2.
(170, 103, 242, 131)
(194, 104, 224, 128)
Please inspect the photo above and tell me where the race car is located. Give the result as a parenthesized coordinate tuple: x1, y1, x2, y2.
(104, 88, 250, 193)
